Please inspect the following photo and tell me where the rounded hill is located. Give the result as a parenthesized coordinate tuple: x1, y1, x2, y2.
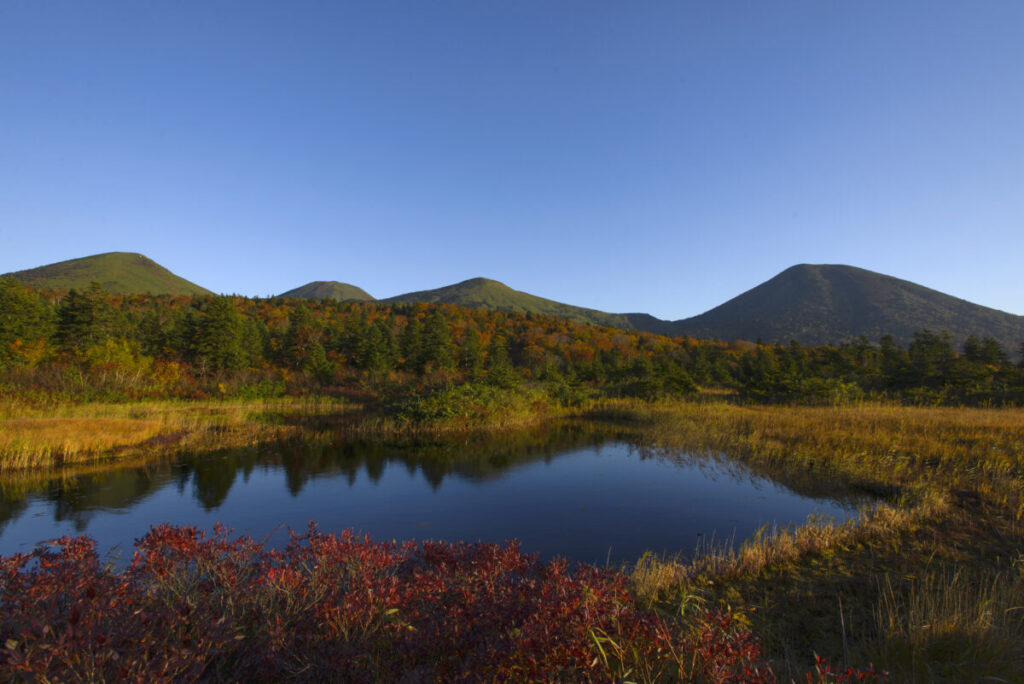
(4, 252, 212, 296)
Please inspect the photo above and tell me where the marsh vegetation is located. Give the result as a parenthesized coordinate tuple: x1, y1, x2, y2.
(1, 396, 1022, 680)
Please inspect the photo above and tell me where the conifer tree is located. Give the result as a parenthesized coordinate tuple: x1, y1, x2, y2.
(56, 283, 120, 355)
(0, 277, 55, 368)
(400, 317, 423, 372)
(195, 297, 246, 371)
(485, 333, 517, 387)
(460, 327, 484, 376)
(284, 304, 321, 369)
(421, 310, 455, 370)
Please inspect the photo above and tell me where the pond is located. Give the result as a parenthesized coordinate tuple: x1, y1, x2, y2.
(0, 422, 866, 566)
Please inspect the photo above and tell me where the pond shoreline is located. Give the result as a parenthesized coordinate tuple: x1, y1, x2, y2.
(2, 397, 1022, 680)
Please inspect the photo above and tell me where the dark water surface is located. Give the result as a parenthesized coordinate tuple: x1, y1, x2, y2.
(0, 423, 865, 566)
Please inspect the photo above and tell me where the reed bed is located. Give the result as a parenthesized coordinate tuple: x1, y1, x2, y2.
(871, 562, 1024, 682)
(0, 397, 352, 471)
(589, 399, 1024, 504)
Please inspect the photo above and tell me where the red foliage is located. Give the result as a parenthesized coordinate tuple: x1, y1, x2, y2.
(0, 525, 885, 682)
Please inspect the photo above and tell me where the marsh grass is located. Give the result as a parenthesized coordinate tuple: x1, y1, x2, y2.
(630, 496, 944, 606)
(0, 397, 352, 471)
(870, 562, 1024, 683)
(608, 400, 1024, 679)
(590, 399, 1024, 506)
(2, 394, 1022, 678)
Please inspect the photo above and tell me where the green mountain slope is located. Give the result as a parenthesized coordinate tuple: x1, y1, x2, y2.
(4, 252, 212, 296)
(278, 281, 375, 302)
(380, 277, 643, 329)
(670, 264, 1024, 352)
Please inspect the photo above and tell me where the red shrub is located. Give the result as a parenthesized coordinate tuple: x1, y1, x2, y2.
(0, 525, 884, 682)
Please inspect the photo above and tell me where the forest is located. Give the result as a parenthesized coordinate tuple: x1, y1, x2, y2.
(2, 277, 1022, 408)
(2, 276, 1024, 409)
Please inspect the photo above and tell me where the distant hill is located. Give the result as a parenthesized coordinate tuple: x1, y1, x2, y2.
(278, 281, 375, 302)
(669, 264, 1024, 353)
(380, 277, 644, 330)
(4, 252, 212, 296)
(11, 254, 1021, 355)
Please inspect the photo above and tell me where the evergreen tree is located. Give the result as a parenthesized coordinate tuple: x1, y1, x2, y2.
(400, 317, 423, 372)
(138, 310, 170, 358)
(0, 277, 55, 368)
(907, 329, 956, 388)
(421, 310, 455, 371)
(56, 283, 120, 355)
(284, 304, 321, 369)
(195, 297, 246, 372)
(459, 327, 484, 375)
(358, 320, 394, 373)
(879, 334, 910, 388)
(240, 316, 269, 367)
(485, 333, 517, 387)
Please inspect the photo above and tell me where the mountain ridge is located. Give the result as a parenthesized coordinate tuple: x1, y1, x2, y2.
(9, 253, 1023, 354)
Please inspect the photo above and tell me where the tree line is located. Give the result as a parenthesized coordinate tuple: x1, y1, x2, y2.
(2, 278, 1023, 405)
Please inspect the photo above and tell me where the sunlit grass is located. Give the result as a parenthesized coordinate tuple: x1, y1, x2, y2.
(589, 399, 1024, 505)
(0, 417, 171, 469)
(0, 396, 353, 471)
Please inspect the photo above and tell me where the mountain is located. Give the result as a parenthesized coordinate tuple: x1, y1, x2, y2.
(278, 281, 375, 302)
(4, 252, 212, 296)
(380, 277, 648, 329)
(669, 264, 1024, 352)
(11, 254, 1021, 354)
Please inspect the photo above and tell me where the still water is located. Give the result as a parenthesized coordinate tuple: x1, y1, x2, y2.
(0, 423, 864, 566)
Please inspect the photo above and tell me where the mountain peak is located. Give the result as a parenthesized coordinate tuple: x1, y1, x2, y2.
(672, 263, 1024, 351)
(452, 277, 509, 289)
(277, 281, 374, 302)
(4, 252, 212, 296)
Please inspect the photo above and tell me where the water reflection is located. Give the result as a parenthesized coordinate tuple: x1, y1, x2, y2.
(1, 422, 621, 531)
(0, 422, 869, 564)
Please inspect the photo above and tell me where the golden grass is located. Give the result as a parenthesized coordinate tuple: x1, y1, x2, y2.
(0, 397, 353, 471)
(588, 399, 1024, 505)
(630, 495, 948, 606)
(0, 417, 171, 468)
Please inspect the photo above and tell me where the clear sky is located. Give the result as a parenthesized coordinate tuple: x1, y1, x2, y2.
(2, 1, 1022, 320)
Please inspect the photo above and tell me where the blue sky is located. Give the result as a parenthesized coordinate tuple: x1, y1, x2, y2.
(2, 1, 1022, 320)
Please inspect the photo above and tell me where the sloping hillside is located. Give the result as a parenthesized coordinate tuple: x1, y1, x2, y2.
(278, 281, 375, 302)
(380, 277, 641, 329)
(670, 264, 1024, 352)
(4, 252, 212, 296)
